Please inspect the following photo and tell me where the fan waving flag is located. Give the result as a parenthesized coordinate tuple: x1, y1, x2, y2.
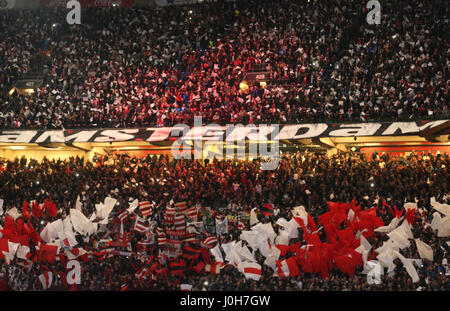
(240, 262, 262, 281)
(31, 201, 43, 218)
(203, 236, 218, 248)
(134, 216, 149, 233)
(45, 197, 58, 218)
(164, 207, 176, 223)
(205, 262, 225, 274)
(174, 214, 186, 232)
(22, 201, 31, 220)
(139, 201, 152, 218)
(261, 203, 274, 217)
(117, 209, 128, 223)
(186, 206, 198, 221)
(182, 233, 196, 243)
(175, 201, 188, 213)
(215, 216, 228, 236)
(156, 227, 167, 246)
(277, 257, 300, 278)
(135, 267, 149, 283)
(39, 271, 53, 290)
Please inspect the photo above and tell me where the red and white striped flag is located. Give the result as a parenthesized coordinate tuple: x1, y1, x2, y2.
(137, 233, 153, 249)
(241, 262, 262, 281)
(180, 284, 192, 291)
(117, 209, 128, 223)
(175, 201, 188, 213)
(39, 271, 53, 290)
(182, 233, 196, 243)
(157, 227, 167, 246)
(205, 262, 225, 274)
(277, 257, 300, 278)
(203, 236, 218, 248)
(174, 214, 186, 231)
(186, 206, 198, 221)
(134, 216, 149, 233)
(135, 267, 149, 282)
(164, 207, 176, 223)
(139, 201, 152, 218)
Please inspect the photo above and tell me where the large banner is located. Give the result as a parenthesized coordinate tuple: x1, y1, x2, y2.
(0, 0, 15, 9)
(0, 120, 447, 143)
(40, 0, 135, 8)
(155, 0, 234, 6)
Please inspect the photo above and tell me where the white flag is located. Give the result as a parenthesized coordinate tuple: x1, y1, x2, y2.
(396, 251, 419, 283)
(6, 207, 21, 220)
(210, 244, 224, 263)
(70, 209, 97, 236)
(215, 216, 228, 236)
(75, 195, 82, 211)
(415, 239, 433, 261)
(127, 198, 139, 214)
(250, 208, 259, 226)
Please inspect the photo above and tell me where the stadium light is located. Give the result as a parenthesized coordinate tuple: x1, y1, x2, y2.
(239, 80, 249, 92)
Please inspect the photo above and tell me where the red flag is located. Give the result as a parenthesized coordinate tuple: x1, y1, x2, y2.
(334, 254, 355, 277)
(348, 249, 363, 268)
(0, 238, 9, 259)
(405, 208, 416, 225)
(38, 244, 58, 264)
(327, 201, 341, 214)
(27, 222, 43, 244)
(307, 214, 318, 232)
(16, 218, 24, 236)
(22, 201, 31, 220)
(323, 222, 338, 244)
(337, 227, 355, 244)
(277, 257, 300, 277)
(318, 211, 332, 226)
(45, 197, 58, 218)
(191, 261, 205, 274)
(295, 248, 314, 273)
(303, 230, 322, 245)
(382, 201, 394, 217)
(32, 201, 43, 218)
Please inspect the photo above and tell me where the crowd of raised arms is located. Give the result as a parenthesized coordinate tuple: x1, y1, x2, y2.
(0, 151, 448, 290)
(0, 0, 448, 129)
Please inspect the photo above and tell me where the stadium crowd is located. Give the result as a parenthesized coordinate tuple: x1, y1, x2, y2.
(0, 151, 448, 290)
(0, 0, 448, 129)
